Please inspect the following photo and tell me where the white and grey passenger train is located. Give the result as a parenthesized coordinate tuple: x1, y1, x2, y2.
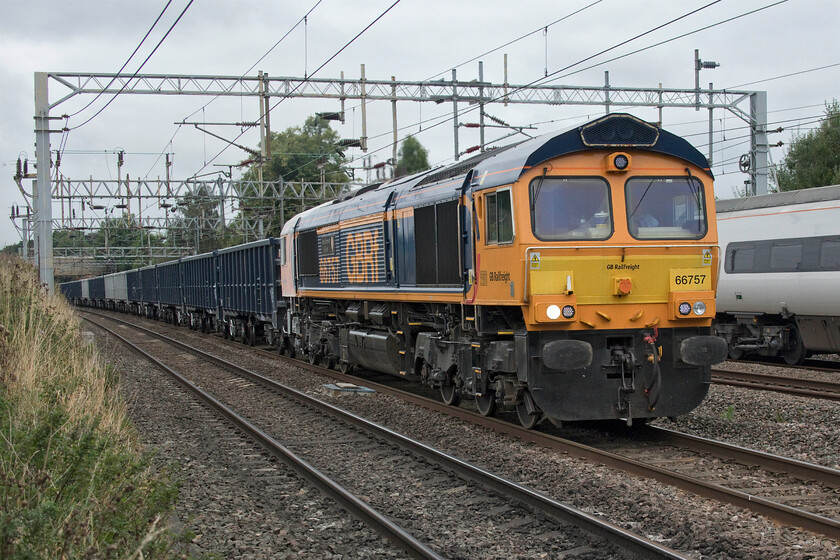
(715, 184, 840, 364)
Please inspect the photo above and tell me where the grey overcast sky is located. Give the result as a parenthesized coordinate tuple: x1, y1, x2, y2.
(2, 0, 838, 248)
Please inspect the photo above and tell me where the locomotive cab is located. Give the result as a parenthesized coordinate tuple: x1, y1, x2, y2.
(462, 114, 727, 425)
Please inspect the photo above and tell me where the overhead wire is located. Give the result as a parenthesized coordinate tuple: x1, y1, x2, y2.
(68, 0, 195, 132)
(421, 0, 603, 81)
(67, 1, 174, 120)
(537, 0, 787, 85)
(727, 61, 840, 89)
(333, 0, 730, 174)
(280, 1, 731, 183)
(187, 0, 402, 180)
(142, 0, 325, 183)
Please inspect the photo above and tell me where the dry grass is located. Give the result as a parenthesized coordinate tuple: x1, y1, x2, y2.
(0, 257, 131, 440)
(0, 256, 185, 559)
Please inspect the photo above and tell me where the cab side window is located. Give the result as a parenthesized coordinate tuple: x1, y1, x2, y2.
(486, 189, 513, 244)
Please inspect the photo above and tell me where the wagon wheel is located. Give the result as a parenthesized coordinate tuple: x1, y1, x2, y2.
(440, 380, 461, 406)
(281, 340, 296, 359)
(475, 391, 497, 417)
(308, 349, 320, 365)
(516, 390, 541, 430)
(247, 324, 256, 347)
(727, 345, 744, 361)
(338, 360, 354, 374)
(782, 325, 806, 366)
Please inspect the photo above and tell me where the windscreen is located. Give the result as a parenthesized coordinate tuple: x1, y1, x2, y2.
(625, 177, 707, 239)
(530, 177, 612, 240)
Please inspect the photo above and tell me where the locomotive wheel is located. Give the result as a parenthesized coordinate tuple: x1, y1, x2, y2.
(783, 326, 806, 366)
(440, 380, 461, 407)
(727, 345, 744, 360)
(516, 390, 540, 430)
(475, 392, 497, 417)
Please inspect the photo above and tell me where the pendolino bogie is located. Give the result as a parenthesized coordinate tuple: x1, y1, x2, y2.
(60, 113, 728, 428)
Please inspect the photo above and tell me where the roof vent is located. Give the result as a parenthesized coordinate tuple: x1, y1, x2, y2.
(580, 114, 659, 148)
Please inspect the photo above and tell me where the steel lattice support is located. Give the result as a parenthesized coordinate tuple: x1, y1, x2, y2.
(30, 70, 769, 290)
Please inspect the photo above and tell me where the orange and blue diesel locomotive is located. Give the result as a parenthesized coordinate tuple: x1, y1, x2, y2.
(60, 113, 727, 428)
(277, 113, 727, 427)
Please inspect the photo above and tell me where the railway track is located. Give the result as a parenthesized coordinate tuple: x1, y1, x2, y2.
(732, 356, 840, 374)
(712, 367, 840, 401)
(83, 311, 689, 560)
(84, 310, 840, 541)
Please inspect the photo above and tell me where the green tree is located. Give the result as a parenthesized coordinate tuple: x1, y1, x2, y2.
(241, 115, 349, 236)
(2, 242, 22, 255)
(167, 184, 224, 253)
(775, 100, 840, 191)
(395, 135, 430, 177)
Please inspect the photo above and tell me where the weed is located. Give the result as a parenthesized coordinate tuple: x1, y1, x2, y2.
(0, 256, 191, 558)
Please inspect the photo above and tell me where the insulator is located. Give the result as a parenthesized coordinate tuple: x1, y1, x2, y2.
(464, 145, 480, 154)
(16, 158, 21, 178)
(463, 123, 480, 128)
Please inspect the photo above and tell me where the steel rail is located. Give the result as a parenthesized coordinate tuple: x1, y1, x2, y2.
(84, 310, 840, 540)
(712, 368, 840, 401)
(83, 315, 445, 560)
(645, 426, 840, 488)
(731, 357, 840, 374)
(83, 311, 693, 560)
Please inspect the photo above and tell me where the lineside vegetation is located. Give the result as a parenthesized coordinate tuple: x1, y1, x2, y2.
(0, 256, 189, 558)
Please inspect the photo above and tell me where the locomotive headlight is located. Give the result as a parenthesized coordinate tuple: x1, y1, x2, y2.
(605, 152, 631, 173)
(562, 305, 576, 319)
(546, 304, 562, 320)
(693, 301, 706, 316)
(613, 154, 629, 170)
(678, 302, 691, 316)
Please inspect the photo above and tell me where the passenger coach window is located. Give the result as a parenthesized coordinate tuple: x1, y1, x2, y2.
(820, 240, 840, 270)
(770, 242, 802, 271)
(530, 177, 611, 240)
(485, 189, 514, 244)
(626, 177, 706, 239)
(728, 245, 755, 273)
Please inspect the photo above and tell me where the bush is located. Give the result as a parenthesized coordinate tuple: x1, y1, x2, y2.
(0, 256, 182, 559)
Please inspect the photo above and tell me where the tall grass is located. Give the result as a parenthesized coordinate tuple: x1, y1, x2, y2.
(0, 256, 182, 559)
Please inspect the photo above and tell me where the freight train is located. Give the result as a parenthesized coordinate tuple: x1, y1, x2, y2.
(715, 184, 840, 364)
(61, 113, 727, 428)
